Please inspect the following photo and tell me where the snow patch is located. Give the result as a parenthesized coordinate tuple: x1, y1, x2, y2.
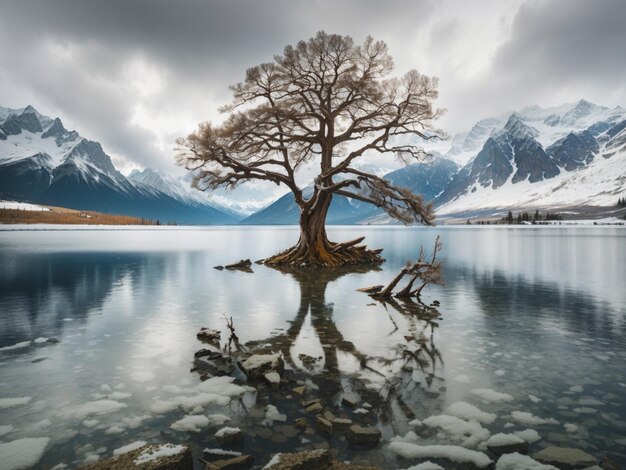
(0, 437, 50, 470)
(405, 462, 445, 470)
(496, 452, 558, 470)
(486, 433, 525, 447)
(511, 411, 558, 426)
(170, 415, 209, 433)
(422, 414, 490, 448)
(446, 401, 496, 424)
(471, 388, 514, 403)
(388, 442, 492, 468)
(513, 428, 541, 443)
(134, 444, 185, 465)
(112, 440, 146, 456)
(0, 397, 32, 409)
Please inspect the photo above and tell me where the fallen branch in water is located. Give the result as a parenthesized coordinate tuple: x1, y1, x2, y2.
(223, 314, 246, 353)
(362, 236, 443, 300)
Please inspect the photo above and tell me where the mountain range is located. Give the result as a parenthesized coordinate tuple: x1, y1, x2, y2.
(1, 100, 625, 224)
(240, 99, 626, 223)
(0, 105, 235, 224)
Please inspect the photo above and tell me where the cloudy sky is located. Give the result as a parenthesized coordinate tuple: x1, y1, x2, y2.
(1, 0, 625, 176)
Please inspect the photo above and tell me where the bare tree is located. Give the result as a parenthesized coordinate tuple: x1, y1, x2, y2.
(177, 31, 444, 267)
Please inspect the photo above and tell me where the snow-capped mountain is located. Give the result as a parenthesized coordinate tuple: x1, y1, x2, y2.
(243, 99, 626, 224)
(435, 99, 626, 217)
(0, 105, 235, 224)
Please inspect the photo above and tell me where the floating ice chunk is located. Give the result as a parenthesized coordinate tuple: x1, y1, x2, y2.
(573, 407, 597, 414)
(390, 431, 419, 443)
(564, 423, 578, 433)
(0, 341, 31, 351)
(354, 408, 369, 414)
(513, 428, 541, 443)
(405, 462, 445, 470)
(69, 399, 127, 419)
(151, 393, 230, 413)
(0, 397, 32, 409)
(388, 442, 492, 468)
(113, 440, 146, 456)
(33, 337, 48, 343)
(150, 376, 251, 414)
(134, 444, 185, 465)
(579, 398, 603, 406)
(207, 414, 231, 426)
(263, 404, 286, 424)
(170, 415, 209, 432)
(487, 433, 525, 447)
(496, 452, 558, 469)
(408, 418, 422, 427)
(471, 389, 513, 403)
(495, 370, 506, 376)
(0, 437, 50, 470)
(82, 419, 100, 428)
(529, 394, 541, 403)
(109, 392, 132, 400)
(51, 464, 68, 470)
(215, 426, 241, 437)
(569, 385, 583, 393)
(422, 415, 490, 449)
(0, 425, 13, 437)
(454, 374, 471, 383)
(105, 426, 124, 434)
(511, 411, 558, 426)
(446, 401, 496, 424)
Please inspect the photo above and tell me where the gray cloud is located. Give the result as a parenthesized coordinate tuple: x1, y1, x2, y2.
(0, 0, 625, 174)
(481, 0, 626, 113)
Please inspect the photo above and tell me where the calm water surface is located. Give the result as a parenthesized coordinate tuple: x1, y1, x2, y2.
(0, 225, 625, 468)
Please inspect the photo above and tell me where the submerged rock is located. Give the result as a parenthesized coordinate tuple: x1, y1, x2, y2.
(215, 427, 243, 446)
(204, 454, 253, 469)
(240, 354, 284, 379)
(264, 449, 332, 469)
(316, 415, 333, 435)
(197, 328, 221, 343)
(346, 425, 382, 445)
(81, 443, 192, 469)
(533, 446, 597, 469)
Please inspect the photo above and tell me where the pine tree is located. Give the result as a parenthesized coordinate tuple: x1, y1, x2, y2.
(507, 211, 513, 224)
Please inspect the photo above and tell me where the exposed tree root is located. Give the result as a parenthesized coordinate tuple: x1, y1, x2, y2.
(262, 236, 384, 268)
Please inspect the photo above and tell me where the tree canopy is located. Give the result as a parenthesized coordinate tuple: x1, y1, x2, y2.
(177, 31, 444, 267)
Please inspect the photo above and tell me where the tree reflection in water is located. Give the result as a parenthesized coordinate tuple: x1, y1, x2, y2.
(245, 265, 444, 431)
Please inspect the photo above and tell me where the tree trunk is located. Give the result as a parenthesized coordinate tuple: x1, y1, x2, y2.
(264, 193, 384, 267)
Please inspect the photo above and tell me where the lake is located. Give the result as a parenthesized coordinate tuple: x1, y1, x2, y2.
(0, 225, 625, 469)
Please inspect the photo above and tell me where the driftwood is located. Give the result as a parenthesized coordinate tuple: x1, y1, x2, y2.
(364, 236, 443, 300)
(224, 259, 253, 273)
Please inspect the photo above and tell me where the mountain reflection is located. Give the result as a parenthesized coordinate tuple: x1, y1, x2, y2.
(0, 251, 161, 345)
(467, 267, 626, 338)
